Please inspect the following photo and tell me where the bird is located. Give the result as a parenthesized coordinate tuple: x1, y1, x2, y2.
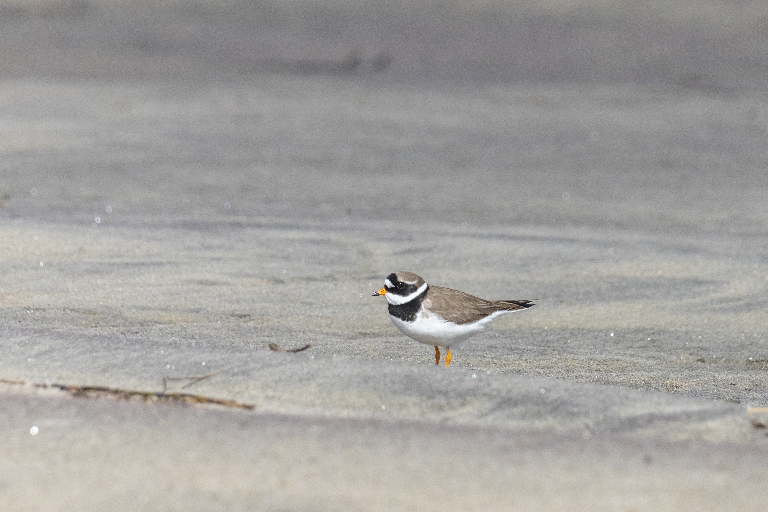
(373, 271, 535, 366)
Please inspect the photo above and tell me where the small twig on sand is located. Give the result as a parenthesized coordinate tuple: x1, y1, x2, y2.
(0, 378, 26, 386)
(268, 342, 314, 353)
(162, 371, 220, 393)
(56, 384, 254, 410)
(0, 377, 254, 410)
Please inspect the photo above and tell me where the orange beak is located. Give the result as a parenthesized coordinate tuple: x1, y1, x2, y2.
(372, 287, 387, 297)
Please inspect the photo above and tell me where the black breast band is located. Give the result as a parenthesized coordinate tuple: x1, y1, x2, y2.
(388, 286, 428, 322)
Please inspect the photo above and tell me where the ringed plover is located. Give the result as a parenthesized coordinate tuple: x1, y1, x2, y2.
(373, 271, 534, 366)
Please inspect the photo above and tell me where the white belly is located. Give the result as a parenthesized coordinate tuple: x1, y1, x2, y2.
(389, 308, 511, 349)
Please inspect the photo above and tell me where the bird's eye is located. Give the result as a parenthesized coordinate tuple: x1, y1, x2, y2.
(396, 282, 405, 289)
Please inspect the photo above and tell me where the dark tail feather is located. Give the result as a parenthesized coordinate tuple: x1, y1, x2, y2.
(499, 299, 535, 310)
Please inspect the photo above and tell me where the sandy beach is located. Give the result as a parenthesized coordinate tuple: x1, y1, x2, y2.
(1, 1, 768, 510)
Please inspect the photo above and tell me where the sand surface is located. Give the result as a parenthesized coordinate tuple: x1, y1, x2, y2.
(1, 1, 768, 510)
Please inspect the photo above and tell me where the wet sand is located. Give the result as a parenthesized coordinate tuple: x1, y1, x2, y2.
(1, 1, 768, 510)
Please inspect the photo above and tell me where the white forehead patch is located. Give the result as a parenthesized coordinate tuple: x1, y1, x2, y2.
(384, 279, 394, 289)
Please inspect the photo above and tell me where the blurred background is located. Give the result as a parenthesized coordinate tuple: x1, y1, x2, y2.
(2, 0, 768, 238)
(2, 0, 768, 87)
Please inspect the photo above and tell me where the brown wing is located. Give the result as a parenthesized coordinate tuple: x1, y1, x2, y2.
(426, 286, 534, 325)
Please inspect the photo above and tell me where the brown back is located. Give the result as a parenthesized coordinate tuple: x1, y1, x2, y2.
(426, 285, 532, 325)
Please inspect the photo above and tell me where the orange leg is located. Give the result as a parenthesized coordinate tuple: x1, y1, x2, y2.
(445, 349, 452, 367)
(434, 346, 440, 365)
